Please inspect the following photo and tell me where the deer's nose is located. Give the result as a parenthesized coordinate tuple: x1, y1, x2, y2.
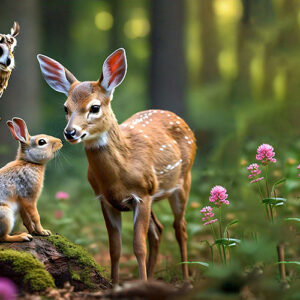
(64, 129, 76, 140)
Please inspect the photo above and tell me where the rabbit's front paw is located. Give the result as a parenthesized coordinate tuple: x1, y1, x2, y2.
(34, 228, 52, 236)
(19, 233, 33, 241)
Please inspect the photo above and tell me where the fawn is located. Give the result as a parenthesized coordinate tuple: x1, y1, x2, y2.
(0, 22, 20, 98)
(37, 49, 196, 282)
(0, 118, 62, 242)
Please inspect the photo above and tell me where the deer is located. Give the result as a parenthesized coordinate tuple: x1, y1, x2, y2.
(37, 48, 196, 283)
(0, 22, 20, 98)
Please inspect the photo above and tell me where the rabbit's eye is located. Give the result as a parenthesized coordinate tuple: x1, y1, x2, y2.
(38, 139, 47, 146)
(0, 37, 4, 43)
(64, 106, 68, 114)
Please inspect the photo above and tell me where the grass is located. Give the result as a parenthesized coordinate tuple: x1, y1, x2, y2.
(11, 144, 300, 295)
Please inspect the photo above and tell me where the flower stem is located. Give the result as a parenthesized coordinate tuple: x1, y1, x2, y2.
(269, 204, 274, 223)
(222, 245, 227, 264)
(211, 223, 223, 264)
(210, 223, 217, 240)
(209, 245, 214, 265)
(218, 206, 223, 238)
(258, 181, 269, 221)
(265, 165, 270, 198)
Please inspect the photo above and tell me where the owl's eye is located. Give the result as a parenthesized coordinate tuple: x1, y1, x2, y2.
(38, 139, 47, 146)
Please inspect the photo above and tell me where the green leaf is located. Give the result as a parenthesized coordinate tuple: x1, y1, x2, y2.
(224, 219, 239, 236)
(214, 238, 241, 247)
(284, 218, 300, 222)
(276, 261, 300, 266)
(271, 178, 286, 196)
(262, 197, 286, 206)
(200, 239, 213, 248)
(180, 261, 209, 267)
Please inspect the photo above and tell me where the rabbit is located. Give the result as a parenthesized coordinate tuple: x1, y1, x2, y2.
(0, 117, 62, 242)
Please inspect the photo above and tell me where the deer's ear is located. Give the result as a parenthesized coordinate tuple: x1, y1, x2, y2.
(10, 21, 20, 37)
(37, 54, 77, 96)
(100, 48, 127, 93)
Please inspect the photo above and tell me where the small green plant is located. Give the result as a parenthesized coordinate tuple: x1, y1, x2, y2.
(247, 144, 286, 222)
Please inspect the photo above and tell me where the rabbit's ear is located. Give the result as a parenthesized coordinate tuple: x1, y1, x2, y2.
(7, 120, 20, 141)
(11, 118, 29, 143)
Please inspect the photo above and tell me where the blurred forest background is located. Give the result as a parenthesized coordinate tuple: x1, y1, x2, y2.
(1, 0, 300, 285)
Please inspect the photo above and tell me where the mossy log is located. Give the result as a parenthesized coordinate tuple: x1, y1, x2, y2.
(0, 234, 111, 293)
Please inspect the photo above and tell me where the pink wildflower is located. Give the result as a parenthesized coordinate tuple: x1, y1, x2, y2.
(297, 164, 300, 177)
(247, 163, 264, 184)
(256, 144, 276, 164)
(0, 277, 17, 300)
(250, 177, 264, 184)
(54, 210, 63, 219)
(56, 191, 69, 200)
(200, 206, 218, 226)
(209, 186, 229, 206)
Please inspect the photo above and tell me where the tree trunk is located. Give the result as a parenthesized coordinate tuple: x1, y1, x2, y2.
(150, 0, 186, 117)
(199, 0, 220, 83)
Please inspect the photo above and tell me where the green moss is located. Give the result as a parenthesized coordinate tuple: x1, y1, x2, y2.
(47, 235, 108, 289)
(47, 235, 105, 273)
(0, 249, 55, 292)
(70, 269, 81, 281)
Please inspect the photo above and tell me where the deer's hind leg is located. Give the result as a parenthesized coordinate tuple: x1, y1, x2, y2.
(147, 209, 164, 278)
(0, 205, 32, 242)
(168, 172, 191, 281)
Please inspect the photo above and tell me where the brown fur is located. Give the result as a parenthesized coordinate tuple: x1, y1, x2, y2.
(37, 49, 196, 283)
(0, 70, 11, 97)
(0, 118, 62, 242)
(0, 22, 20, 98)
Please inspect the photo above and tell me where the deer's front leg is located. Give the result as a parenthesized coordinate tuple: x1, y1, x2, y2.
(101, 200, 122, 284)
(133, 196, 151, 280)
(20, 199, 51, 236)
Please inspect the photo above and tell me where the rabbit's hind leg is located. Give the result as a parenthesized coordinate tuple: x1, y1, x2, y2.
(0, 204, 32, 242)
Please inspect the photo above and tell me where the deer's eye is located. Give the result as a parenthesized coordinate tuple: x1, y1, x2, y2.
(90, 105, 100, 114)
(38, 139, 47, 146)
(64, 106, 68, 114)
